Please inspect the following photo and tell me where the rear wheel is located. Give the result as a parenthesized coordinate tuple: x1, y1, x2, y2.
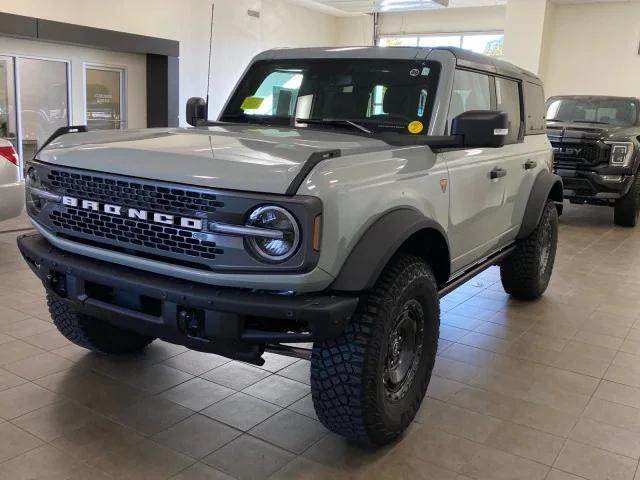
(310, 254, 439, 445)
(614, 175, 640, 227)
(48, 293, 155, 354)
(500, 200, 558, 300)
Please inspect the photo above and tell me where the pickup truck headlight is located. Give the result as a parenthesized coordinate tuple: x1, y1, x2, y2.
(245, 205, 300, 262)
(606, 141, 634, 167)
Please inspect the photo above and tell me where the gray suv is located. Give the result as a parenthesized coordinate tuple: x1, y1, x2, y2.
(18, 47, 562, 445)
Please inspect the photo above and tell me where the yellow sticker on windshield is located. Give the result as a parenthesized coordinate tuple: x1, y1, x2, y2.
(408, 120, 424, 134)
(241, 96, 264, 110)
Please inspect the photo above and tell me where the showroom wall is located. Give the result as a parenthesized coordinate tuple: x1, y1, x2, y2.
(540, 1, 640, 98)
(0, 0, 339, 124)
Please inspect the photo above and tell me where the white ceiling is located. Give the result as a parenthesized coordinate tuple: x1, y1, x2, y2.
(291, 0, 634, 15)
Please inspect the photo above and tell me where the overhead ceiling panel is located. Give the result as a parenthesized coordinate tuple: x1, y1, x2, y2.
(301, 0, 449, 14)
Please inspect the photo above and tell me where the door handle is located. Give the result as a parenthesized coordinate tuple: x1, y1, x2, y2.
(490, 167, 507, 179)
(524, 160, 537, 170)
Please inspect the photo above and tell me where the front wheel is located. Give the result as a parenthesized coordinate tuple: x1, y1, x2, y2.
(500, 200, 558, 300)
(310, 254, 439, 445)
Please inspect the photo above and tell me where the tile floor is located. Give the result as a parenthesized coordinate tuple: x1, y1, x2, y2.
(0, 204, 640, 479)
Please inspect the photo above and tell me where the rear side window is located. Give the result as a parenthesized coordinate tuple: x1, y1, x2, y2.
(495, 77, 522, 144)
(524, 82, 546, 134)
(448, 69, 491, 131)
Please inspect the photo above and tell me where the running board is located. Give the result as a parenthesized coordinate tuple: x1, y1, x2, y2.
(265, 344, 312, 361)
(438, 244, 515, 299)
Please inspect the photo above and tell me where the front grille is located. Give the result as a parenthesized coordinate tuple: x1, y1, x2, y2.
(551, 141, 609, 169)
(48, 170, 225, 215)
(50, 208, 222, 261)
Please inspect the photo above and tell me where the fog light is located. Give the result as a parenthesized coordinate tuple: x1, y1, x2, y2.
(602, 175, 623, 182)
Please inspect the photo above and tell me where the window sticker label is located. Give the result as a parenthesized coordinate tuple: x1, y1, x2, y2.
(241, 96, 264, 110)
(409, 68, 420, 77)
(408, 120, 424, 134)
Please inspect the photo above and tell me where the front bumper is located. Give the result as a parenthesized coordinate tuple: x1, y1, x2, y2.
(18, 233, 358, 365)
(555, 168, 634, 201)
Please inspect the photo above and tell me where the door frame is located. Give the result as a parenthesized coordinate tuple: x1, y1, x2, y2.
(82, 62, 127, 130)
(0, 52, 72, 176)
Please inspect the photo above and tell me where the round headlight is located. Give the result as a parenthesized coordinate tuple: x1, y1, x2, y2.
(246, 206, 300, 262)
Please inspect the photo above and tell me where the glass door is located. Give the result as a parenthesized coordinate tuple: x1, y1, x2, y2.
(85, 66, 125, 130)
(0, 56, 18, 151)
(17, 57, 70, 163)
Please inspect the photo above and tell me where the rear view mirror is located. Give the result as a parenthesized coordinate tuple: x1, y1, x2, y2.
(452, 110, 508, 148)
(186, 97, 207, 127)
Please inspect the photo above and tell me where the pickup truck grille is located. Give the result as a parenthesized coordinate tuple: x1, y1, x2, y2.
(550, 141, 610, 169)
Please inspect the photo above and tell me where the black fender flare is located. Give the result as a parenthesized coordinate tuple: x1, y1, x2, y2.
(331, 208, 450, 292)
(517, 170, 563, 240)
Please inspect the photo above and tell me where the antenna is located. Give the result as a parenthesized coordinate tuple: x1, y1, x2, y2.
(206, 2, 215, 115)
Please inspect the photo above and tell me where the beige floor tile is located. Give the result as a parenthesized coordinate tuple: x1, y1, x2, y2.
(546, 470, 585, 480)
(258, 352, 299, 373)
(595, 381, 640, 410)
(250, 409, 327, 454)
(204, 435, 295, 480)
(170, 462, 235, 480)
(12, 400, 99, 441)
(111, 395, 195, 436)
(153, 414, 240, 459)
(433, 357, 482, 383)
(0, 421, 43, 462)
(201, 392, 281, 431)
(243, 375, 309, 407)
(418, 400, 504, 443)
(510, 400, 579, 437)
(105, 363, 194, 394)
(201, 361, 271, 390)
(570, 418, 640, 459)
(357, 454, 458, 480)
(0, 444, 79, 480)
(277, 360, 311, 385)
(460, 443, 550, 480)
(162, 350, 230, 376)
(3, 352, 74, 380)
(448, 385, 520, 420)
(584, 397, 640, 433)
(0, 382, 60, 419)
(288, 394, 318, 420)
(0, 367, 27, 392)
(426, 375, 465, 401)
(0, 318, 55, 339)
(441, 312, 485, 331)
(554, 440, 637, 480)
(161, 378, 235, 411)
(0, 339, 45, 366)
(22, 330, 70, 351)
(484, 421, 565, 465)
(271, 457, 357, 480)
(457, 331, 513, 354)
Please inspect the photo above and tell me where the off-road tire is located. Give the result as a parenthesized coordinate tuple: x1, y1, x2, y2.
(47, 293, 155, 354)
(614, 175, 640, 227)
(500, 200, 558, 300)
(310, 254, 439, 445)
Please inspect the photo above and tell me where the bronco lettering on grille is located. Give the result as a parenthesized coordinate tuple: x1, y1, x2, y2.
(61, 196, 203, 230)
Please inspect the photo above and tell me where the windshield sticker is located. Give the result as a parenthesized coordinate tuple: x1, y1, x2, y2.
(408, 120, 424, 134)
(422, 67, 431, 76)
(342, 85, 354, 93)
(241, 96, 264, 110)
(409, 68, 420, 77)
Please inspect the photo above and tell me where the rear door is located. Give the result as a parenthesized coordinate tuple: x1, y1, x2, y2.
(444, 69, 511, 273)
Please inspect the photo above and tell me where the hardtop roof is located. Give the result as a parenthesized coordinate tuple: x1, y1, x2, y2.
(254, 46, 542, 85)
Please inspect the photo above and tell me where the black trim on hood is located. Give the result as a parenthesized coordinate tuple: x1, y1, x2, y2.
(286, 149, 341, 196)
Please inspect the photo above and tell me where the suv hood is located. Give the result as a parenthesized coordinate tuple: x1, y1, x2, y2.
(546, 121, 638, 142)
(37, 125, 393, 195)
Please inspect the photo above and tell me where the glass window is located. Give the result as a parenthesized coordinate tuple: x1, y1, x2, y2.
(462, 34, 504, 57)
(379, 37, 419, 47)
(0, 56, 17, 152)
(85, 67, 124, 130)
(496, 77, 522, 144)
(448, 70, 491, 130)
(524, 82, 546, 134)
(17, 58, 69, 161)
(546, 97, 638, 127)
(419, 35, 462, 48)
(222, 59, 441, 135)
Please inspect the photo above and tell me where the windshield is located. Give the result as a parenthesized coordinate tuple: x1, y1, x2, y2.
(546, 97, 638, 127)
(220, 59, 441, 134)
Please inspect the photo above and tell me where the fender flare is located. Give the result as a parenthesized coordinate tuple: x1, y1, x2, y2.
(331, 208, 450, 292)
(517, 170, 563, 240)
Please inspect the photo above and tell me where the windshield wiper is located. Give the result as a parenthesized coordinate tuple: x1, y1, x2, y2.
(571, 120, 611, 125)
(220, 114, 271, 125)
(296, 118, 373, 135)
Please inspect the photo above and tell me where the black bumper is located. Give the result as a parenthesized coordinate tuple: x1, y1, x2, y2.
(556, 168, 634, 201)
(17, 234, 358, 365)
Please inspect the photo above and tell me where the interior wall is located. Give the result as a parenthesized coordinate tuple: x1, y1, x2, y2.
(0, 37, 146, 128)
(336, 15, 374, 46)
(0, 0, 340, 124)
(541, 1, 640, 99)
(378, 5, 506, 36)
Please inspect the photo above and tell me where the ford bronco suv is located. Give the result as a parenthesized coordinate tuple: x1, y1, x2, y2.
(18, 47, 561, 445)
(547, 95, 640, 226)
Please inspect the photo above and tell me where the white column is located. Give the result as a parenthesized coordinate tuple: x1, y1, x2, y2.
(503, 0, 553, 75)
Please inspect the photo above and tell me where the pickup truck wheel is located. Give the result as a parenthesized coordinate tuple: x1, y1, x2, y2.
(310, 254, 439, 445)
(614, 175, 640, 227)
(47, 293, 155, 354)
(500, 200, 558, 300)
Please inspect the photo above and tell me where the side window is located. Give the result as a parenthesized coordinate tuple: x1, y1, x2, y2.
(495, 77, 522, 144)
(524, 82, 546, 134)
(448, 69, 491, 131)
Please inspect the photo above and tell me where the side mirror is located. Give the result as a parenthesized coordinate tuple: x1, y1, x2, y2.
(452, 110, 509, 148)
(186, 97, 207, 127)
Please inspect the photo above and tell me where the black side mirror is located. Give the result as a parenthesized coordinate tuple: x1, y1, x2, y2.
(452, 110, 508, 148)
(186, 97, 207, 127)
